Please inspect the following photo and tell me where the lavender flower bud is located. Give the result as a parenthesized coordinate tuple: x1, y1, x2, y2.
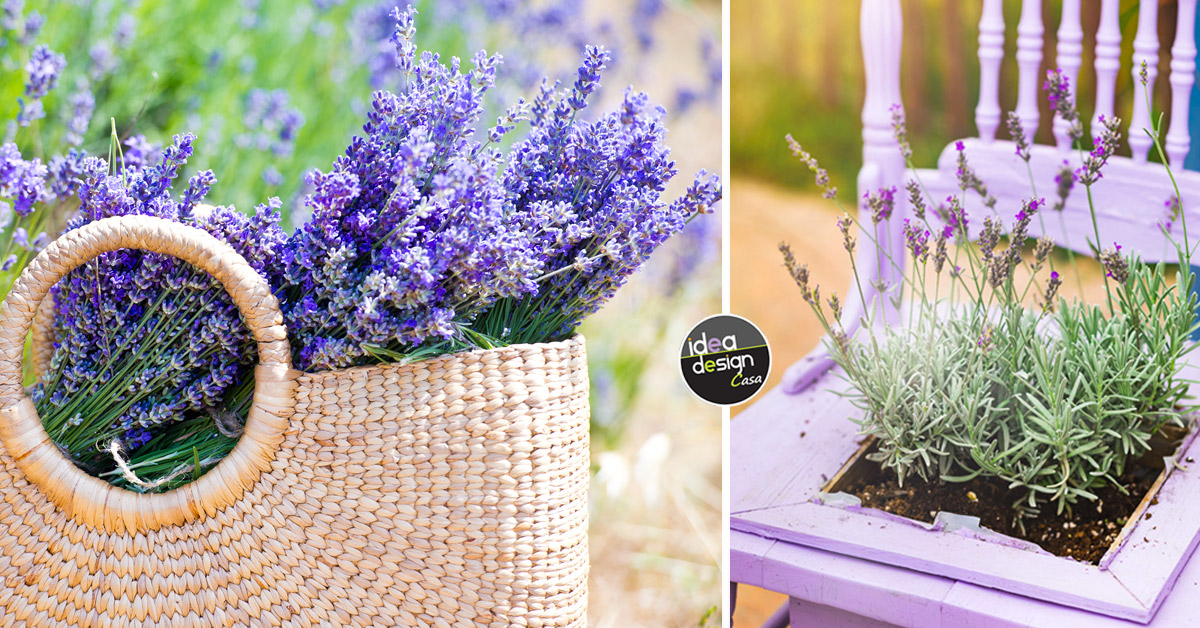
(890, 104, 913, 161)
(905, 179, 925, 221)
(1099, 243, 1130, 284)
(1053, 160, 1075, 212)
(1077, 115, 1122, 186)
(837, 216, 855, 254)
(1006, 112, 1031, 161)
(18, 44, 66, 127)
(1043, 270, 1062, 311)
(865, 186, 897, 224)
(1045, 68, 1083, 142)
(786, 134, 836, 200)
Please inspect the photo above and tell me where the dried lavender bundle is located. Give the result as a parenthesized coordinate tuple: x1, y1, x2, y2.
(33, 133, 286, 491)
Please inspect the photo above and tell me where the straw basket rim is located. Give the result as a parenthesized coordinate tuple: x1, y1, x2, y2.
(0, 215, 296, 534)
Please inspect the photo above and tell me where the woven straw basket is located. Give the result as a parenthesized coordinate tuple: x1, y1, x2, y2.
(0, 215, 590, 627)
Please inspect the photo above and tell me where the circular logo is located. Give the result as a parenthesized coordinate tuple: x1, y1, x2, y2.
(680, 314, 770, 405)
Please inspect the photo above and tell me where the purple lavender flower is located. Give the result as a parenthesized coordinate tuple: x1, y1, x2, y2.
(903, 219, 930, 263)
(64, 83, 94, 147)
(1099, 243, 1129, 283)
(36, 133, 285, 472)
(0, 142, 50, 216)
(1043, 270, 1063, 310)
(634, 0, 665, 50)
(1052, 160, 1076, 212)
(114, 14, 137, 48)
(905, 179, 926, 220)
(1161, 194, 1182, 232)
(786, 134, 836, 199)
(17, 45, 66, 127)
(1077, 115, 1121, 186)
(88, 41, 117, 82)
(280, 7, 539, 370)
(890, 104, 913, 161)
(954, 141, 998, 209)
(237, 89, 305, 158)
(865, 186, 897, 224)
(1006, 112, 1031, 161)
(1045, 69, 1083, 142)
(476, 76, 721, 343)
(121, 135, 161, 172)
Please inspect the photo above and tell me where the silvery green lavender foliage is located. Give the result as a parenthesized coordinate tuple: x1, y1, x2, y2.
(33, 133, 286, 491)
(280, 7, 539, 371)
(783, 71, 1196, 519)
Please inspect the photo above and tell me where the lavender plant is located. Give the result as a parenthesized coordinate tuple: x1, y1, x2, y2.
(784, 70, 1196, 519)
(34, 133, 286, 492)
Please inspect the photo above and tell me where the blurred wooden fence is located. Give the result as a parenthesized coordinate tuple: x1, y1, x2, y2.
(733, 0, 1186, 174)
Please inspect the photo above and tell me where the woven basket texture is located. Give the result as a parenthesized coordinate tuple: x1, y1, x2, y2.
(0, 215, 590, 627)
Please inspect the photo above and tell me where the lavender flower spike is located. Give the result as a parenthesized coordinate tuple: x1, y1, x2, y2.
(1006, 112, 1031, 162)
(1099, 243, 1130, 283)
(18, 44, 66, 126)
(1045, 68, 1083, 142)
(865, 186, 897, 224)
(786, 134, 836, 200)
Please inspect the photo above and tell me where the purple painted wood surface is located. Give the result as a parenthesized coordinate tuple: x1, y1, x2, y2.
(733, 358, 1200, 624)
(734, 527, 1200, 628)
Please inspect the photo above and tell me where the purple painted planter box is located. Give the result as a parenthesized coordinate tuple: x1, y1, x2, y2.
(731, 364, 1200, 626)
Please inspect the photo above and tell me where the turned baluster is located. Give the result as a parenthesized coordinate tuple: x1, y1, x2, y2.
(1167, 0, 1198, 167)
(1014, 0, 1043, 148)
(1129, 0, 1159, 163)
(1054, 0, 1083, 150)
(976, 0, 1004, 142)
(1092, 0, 1121, 134)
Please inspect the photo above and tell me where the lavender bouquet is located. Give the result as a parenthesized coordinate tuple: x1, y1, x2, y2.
(34, 133, 286, 491)
(27, 5, 720, 492)
(279, 7, 721, 371)
(783, 69, 1195, 520)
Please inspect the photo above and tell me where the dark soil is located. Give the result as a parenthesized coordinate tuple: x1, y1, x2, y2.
(839, 451, 1161, 564)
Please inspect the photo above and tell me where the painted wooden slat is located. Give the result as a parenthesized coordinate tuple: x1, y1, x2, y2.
(1092, 0, 1121, 134)
(1129, 0, 1160, 163)
(1054, 0, 1084, 150)
(735, 503, 1150, 621)
(921, 140, 1194, 263)
(1168, 0, 1199, 167)
(761, 535, 956, 627)
(734, 531, 1200, 628)
(731, 376, 866, 514)
(976, 0, 1005, 142)
(1015, 0, 1044, 147)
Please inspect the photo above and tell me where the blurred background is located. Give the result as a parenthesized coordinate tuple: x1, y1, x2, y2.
(2, 0, 721, 625)
(731, 0, 1200, 624)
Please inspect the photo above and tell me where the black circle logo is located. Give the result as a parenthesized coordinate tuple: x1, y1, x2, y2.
(680, 314, 770, 405)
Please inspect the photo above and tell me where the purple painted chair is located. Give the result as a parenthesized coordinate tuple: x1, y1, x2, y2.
(732, 1, 1200, 626)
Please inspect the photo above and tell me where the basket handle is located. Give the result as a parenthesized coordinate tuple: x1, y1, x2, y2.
(0, 215, 297, 534)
